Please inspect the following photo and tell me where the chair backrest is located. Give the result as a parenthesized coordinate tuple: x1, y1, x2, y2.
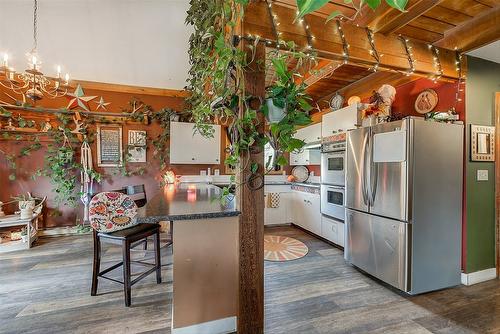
(89, 192, 138, 233)
(126, 185, 147, 208)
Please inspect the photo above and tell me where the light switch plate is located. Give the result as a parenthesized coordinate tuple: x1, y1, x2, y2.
(477, 169, 488, 181)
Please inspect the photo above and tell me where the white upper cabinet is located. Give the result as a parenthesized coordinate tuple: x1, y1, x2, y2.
(322, 104, 359, 137)
(290, 122, 321, 166)
(289, 150, 321, 166)
(294, 122, 322, 143)
(169, 122, 221, 164)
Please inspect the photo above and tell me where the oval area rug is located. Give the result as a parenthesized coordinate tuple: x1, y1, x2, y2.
(264, 235, 309, 261)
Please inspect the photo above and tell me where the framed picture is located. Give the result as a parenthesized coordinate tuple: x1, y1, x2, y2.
(128, 130, 147, 163)
(97, 125, 123, 167)
(471, 124, 495, 162)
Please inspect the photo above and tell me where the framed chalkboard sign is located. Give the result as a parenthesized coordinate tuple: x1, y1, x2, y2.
(97, 125, 123, 167)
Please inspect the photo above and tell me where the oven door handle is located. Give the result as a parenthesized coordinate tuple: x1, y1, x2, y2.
(326, 185, 345, 191)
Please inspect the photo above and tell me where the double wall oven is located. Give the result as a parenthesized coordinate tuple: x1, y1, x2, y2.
(320, 133, 346, 222)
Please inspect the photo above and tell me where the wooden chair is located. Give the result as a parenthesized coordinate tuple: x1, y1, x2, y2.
(89, 192, 161, 307)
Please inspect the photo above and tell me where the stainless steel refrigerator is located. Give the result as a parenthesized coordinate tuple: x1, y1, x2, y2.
(345, 117, 463, 294)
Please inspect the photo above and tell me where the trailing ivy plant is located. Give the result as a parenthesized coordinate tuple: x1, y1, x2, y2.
(186, 0, 317, 201)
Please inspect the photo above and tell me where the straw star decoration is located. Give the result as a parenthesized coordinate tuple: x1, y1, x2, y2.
(66, 84, 97, 111)
(94, 97, 111, 111)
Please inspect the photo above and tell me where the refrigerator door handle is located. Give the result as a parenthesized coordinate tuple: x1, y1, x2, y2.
(361, 131, 369, 205)
(369, 133, 378, 206)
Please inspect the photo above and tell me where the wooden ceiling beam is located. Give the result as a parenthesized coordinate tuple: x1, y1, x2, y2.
(244, 2, 460, 79)
(373, 0, 444, 34)
(69, 79, 189, 98)
(433, 5, 500, 52)
(303, 60, 342, 87)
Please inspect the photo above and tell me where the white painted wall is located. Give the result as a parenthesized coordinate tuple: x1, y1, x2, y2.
(0, 0, 192, 89)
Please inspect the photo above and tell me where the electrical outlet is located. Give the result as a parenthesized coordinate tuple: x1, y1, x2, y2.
(477, 170, 488, 181)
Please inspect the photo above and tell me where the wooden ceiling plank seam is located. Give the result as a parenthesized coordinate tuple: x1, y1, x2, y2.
(438, 0, 493, 17)
(376, 0, 445, 34)
(424, 5, 474, 26)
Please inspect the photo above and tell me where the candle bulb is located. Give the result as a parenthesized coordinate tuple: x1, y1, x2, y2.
(31, 55, 37, 69)
(64, 73, 69, 85)
(3, 54, 8, 67)
(57, 65, 61, 78)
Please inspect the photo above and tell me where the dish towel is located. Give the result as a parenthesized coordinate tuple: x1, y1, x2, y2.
(267, 193, 280, 208)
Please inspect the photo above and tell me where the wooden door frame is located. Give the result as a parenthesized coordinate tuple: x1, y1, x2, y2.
(495, 92, 500, 278)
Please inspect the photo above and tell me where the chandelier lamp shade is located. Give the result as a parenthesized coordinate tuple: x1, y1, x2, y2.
(0, 0, 70, 102)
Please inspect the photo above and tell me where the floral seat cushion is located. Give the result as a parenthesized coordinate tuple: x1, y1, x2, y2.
(89, 192, 138, 233)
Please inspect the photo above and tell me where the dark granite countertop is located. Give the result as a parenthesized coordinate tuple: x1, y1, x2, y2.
(137, 183, 239, 223)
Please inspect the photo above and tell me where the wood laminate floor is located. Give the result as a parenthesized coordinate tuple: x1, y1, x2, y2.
(0, 226, 499, 334)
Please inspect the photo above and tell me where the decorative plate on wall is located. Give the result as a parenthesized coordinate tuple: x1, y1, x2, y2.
(415, 89, 438, 114)
(291, 165, 309, 183)
(329, 93, 344, 111)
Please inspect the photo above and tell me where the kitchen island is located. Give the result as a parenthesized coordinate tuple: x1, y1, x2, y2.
(137, 183, 240, 334)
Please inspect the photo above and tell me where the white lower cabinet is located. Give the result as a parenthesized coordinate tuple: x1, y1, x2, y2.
(264, 191, 293, 226)
(321, 215, 345, 247)
(291, 190, 321, 236)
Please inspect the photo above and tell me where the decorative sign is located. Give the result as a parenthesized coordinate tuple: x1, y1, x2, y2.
(415, 89, 438, 114)
(97, 125, 123, 167)
(128, 130, 147, 163)
(471, 125, 495, 162)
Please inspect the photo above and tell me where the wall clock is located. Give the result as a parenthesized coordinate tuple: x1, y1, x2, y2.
(415, 89, 438, 114)
(329, 93, 344, 111)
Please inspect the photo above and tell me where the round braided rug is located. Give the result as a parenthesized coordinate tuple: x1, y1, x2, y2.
(264, 235, 309, 262)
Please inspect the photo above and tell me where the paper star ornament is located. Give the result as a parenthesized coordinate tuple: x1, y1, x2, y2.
(66, 84, 97, 111)
(94, 97, 111, 111)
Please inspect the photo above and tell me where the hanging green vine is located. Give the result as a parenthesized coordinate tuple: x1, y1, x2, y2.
(186, 0, 316, 198)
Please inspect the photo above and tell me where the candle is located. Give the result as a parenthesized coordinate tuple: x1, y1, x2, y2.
(3, 54, 8, 67)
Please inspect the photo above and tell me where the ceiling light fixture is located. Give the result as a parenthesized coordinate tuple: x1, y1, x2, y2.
(0, 0, 70, 102)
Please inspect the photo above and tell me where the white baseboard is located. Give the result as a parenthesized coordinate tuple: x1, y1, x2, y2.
(461, 268, 497, 286)
(172, 316, 236, 334)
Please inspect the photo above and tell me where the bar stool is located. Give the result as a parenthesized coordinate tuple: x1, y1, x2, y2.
(89, 192, 161, 307)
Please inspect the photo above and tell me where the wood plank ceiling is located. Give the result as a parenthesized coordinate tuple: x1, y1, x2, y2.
(263, 0, 499, 108)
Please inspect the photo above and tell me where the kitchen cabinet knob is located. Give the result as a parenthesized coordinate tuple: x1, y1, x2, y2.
(191, 158, 195, 161)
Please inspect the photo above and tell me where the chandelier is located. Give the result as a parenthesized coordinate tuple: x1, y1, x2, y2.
(0, 0, 70, 102)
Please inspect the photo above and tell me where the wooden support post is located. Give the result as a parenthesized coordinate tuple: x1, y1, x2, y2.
(238, 41, 266, 333)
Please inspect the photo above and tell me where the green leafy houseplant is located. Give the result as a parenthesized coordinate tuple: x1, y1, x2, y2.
(262, 53, 313, 169)
(296, 0, 408, 21)
(185, 0, 318, 199)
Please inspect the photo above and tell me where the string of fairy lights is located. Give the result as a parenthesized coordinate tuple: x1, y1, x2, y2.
(242, 1, 466, 104)
(398, 35, 415, 76)
(428, 44, 443, 82)
(366, 28, 381, 72)
(335, 20, 350, 64)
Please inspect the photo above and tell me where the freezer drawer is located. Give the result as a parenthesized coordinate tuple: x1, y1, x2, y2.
(345, 209, 409, 292)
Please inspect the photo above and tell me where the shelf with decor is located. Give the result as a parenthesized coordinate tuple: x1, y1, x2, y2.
(0, 212, 41, 253)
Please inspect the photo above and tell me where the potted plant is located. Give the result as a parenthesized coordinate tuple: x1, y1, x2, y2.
(261, 56, 314, 169)
(12, 192, 36, 219)
(20, 227, 28, 243)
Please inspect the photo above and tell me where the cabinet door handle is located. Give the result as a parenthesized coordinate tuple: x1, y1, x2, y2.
(191, 158, 195, 161)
